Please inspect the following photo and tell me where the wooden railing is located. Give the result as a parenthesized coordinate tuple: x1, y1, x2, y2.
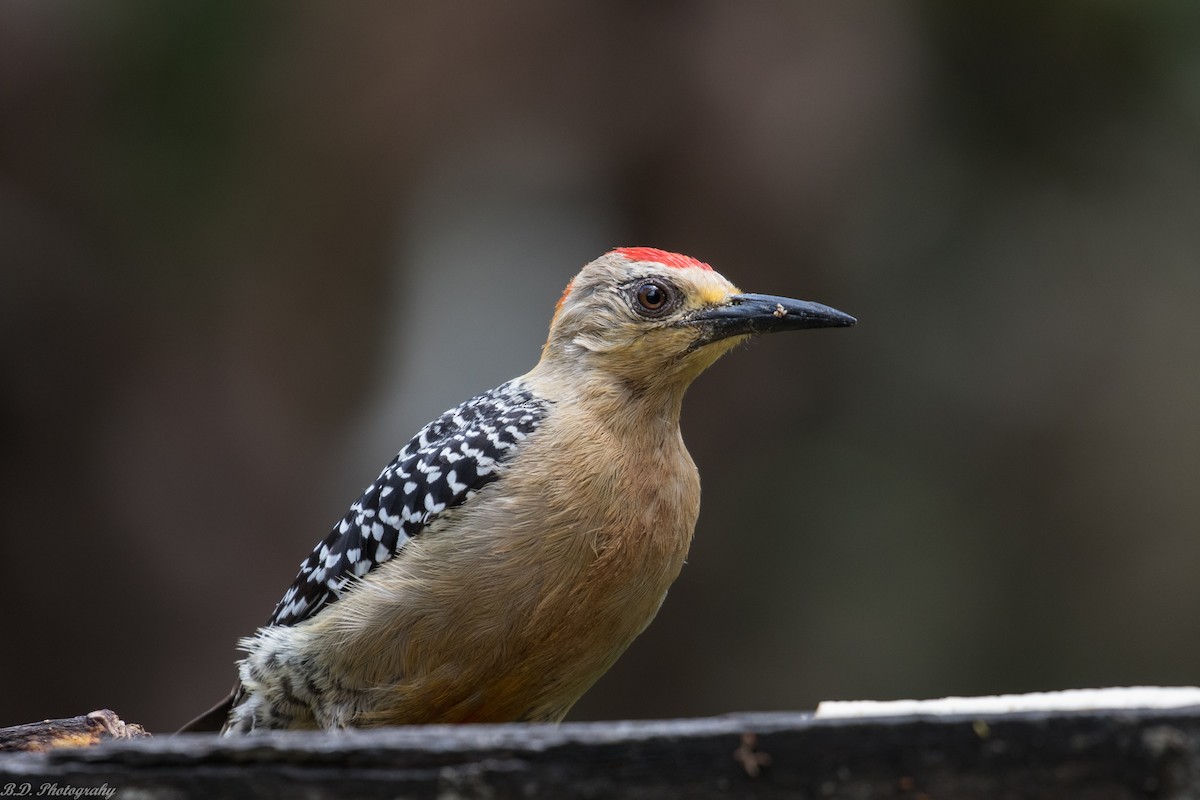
(2, 706, 1199, 798)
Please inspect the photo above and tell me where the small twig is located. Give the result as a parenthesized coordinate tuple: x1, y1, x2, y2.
(0, 710, 149, 752)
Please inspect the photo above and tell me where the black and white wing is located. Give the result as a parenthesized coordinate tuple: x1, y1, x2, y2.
(267, 379, 549, 627)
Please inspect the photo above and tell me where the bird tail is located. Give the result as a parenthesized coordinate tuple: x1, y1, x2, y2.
(177, 687, 238, 733)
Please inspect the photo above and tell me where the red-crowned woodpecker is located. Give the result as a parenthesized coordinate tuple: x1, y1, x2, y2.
(182, 247, 855, 733)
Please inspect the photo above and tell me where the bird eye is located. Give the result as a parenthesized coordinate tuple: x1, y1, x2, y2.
(634, 281, 672, 315)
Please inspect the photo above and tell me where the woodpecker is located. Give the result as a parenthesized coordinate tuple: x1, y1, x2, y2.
(182, 247, 854, 733)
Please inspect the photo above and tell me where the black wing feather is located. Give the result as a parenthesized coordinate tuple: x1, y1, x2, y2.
(267, 379, 548, 627)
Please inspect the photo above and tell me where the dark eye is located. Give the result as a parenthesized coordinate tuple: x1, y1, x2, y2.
(635, 281, 671, 314)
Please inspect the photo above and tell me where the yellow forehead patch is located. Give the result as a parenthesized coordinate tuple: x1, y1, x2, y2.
(696, 284, 732, 306)
(690, 271, 739, 308)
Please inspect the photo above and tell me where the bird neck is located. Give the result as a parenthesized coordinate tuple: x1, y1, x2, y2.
(525, 357, 692, 439)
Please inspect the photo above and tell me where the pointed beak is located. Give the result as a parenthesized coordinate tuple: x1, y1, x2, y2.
(686, 292, 856, 348)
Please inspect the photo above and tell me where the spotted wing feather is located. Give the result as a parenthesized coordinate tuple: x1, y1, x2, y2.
(268, 379, 548, 627)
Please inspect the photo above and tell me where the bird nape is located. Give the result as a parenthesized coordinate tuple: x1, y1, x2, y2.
(181, 246, 855, 734)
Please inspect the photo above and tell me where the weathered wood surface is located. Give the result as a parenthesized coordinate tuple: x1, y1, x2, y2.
(0, 710, 148, 753)
(2, 708, 1200, 798)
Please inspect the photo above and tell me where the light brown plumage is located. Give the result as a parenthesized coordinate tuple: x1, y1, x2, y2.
(186, 247, 853, 733)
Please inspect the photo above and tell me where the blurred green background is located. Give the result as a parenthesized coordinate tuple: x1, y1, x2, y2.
(2, 1, 1199, 734)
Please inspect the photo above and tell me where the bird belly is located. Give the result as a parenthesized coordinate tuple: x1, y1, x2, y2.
(240, 410, 701, 730)
(298, 454, 696, 726)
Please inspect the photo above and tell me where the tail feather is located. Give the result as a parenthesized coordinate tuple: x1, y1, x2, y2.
(177, 688, 238, 733)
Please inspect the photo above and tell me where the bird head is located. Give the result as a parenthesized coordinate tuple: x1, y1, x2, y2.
(541, 247, 855, 391)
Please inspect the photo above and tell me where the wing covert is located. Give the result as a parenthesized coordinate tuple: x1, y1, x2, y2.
(268, 379, 548, 627)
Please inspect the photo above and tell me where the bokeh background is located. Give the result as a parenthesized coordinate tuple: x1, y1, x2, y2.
(3, 1, 1199, 733)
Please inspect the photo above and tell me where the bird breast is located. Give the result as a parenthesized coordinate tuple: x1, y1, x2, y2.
(303, 399, 701, 723)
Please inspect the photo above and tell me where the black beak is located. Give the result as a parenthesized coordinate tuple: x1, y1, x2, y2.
(686, 292, 856, 348)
